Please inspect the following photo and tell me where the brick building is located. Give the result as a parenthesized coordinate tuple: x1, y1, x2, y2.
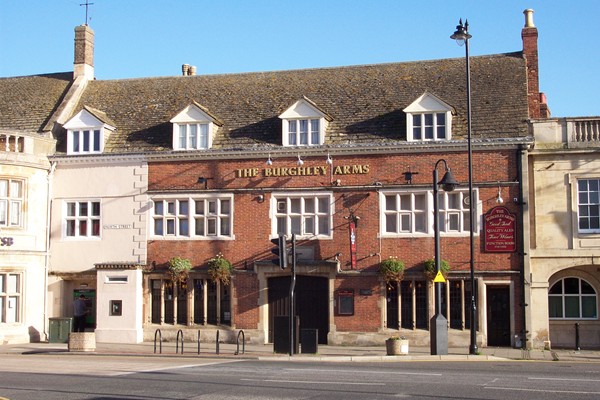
(1, 10, 552, 348)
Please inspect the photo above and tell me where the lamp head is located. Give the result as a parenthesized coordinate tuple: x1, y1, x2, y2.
(439, 168, 459, 192)
(450, 18, 472, 46)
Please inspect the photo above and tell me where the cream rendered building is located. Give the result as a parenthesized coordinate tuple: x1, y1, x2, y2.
(528, 117, 600, 349)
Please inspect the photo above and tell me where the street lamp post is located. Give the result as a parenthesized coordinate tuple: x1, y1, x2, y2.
(430, 159, 458, 355)
(451, 19, 478, 355)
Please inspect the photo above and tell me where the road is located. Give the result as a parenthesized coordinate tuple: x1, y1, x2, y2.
(1, 353, 600, 399)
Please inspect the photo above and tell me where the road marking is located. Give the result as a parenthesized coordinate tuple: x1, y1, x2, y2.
(241, 378, 385, 386)
(529, 377, 600, 383)
(285, 368, 441, 376)
(111, 360, 245, 376)
(486, 387, 600, 395)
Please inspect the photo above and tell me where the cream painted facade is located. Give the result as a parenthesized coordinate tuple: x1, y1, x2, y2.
(48, 157, 148, 343)
(528, 117, 600, 349)
(0, 131, 55, 344)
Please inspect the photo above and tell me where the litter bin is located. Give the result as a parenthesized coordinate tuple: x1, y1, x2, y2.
(48, 317, 72, 343)
(301, 329, 318, 354)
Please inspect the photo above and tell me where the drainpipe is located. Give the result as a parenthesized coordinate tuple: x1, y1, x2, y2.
(517, 146, 530, 348)
(43, 161, 57, 342)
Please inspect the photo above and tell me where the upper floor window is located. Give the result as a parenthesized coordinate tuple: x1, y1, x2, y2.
(273, 193, 332, 238)
(404, 92, 453, 142)
(549, 277, 597, 319)
(170, 103, 221, 151)
(64, 200, 101, 238)
(380, 189, 478, 237)
(577, 178, 600, 233)
(151, 196, 233, 239)
(0, 272, 22, 324)
(63, 107, 115, 155)
(279, 97, 331, 147)
(0, 178, 24, 228)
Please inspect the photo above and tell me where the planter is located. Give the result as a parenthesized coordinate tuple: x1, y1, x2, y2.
(68, 332, 96, 352)
(386, 338, 409, 355)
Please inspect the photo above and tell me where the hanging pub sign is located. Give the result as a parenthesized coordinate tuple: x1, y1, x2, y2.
(349, 220, 357, 269)
(484, 206, 516, 253)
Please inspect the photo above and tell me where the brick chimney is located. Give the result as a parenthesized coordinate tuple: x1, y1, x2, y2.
(74, 25, 94, 80)
(522, 9, 550, 118)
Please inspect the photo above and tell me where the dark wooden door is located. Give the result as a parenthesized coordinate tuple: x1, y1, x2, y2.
(268, 275, 329, 344)
(487, 286, 511, 346)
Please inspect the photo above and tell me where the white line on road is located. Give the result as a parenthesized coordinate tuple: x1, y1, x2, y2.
(486, 386, 600, 395)
(241, 378, 385, 386)
(284, 368, 441, 376)
(528, 376, 600, 383)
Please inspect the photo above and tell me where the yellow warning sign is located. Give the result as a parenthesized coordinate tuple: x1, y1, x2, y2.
(433, 271, 446, 283)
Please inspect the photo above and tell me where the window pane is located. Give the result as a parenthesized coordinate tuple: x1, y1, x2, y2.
(385, 195, 396, 211)
(400, 214, 410, 231)
(385, 214, 397, 233)
(189, 124, 197, 148)
(290, 198, 301, 214)
(581, 280, 595, 294)
(318, 216, 329, 235)
(415, 213, 426, 232)
(7, 274, 18, 292)
(179, 125, 186, 148)
(93, 130, 101, 151)
(10, 201, 20, 225)
(195, 200, 204, 215)
(448, 193, 460, 209)
(67, 220, 76, 236)
(154, 219, 163, 235)
(304, 216, 315, 234)
(414, 194, 426, 211)
(79, 220, 87, 236)
(291, 216, 301, 234)
(154, 201, 164, 215)
(548, 281, 563, 294)
(167, 201, 175, 215)
(179, 201, 189, 215)
(67, 202, 76, 216)
(207, 218, 216, 235)
(195, 218, 204, 235)
(83, 130, 90, 151)
(0, 180, 7, 197)
(548, 297, 563, 318)
(276, 216, 286, 235)
(221, 199, 230, 214)
(582, 296, 597, 318)
(220, 217, 230, 236)
(310, 119, 319, 144)
(179, 218, 189, 236)
(399, 194, 411, 211)
(79, 202, 88, 216)
(299, 120, 308, 145)
(318, 197, 328, 213)
(208, 201, 216, 214)
(288, 121, 297, 145)
(10, 181, 22, 198)
(91, 202, 100, 216)
(166, 219, 175, 234)
(564, 296, 580, 318)
(199, 124, 208, 148)
(72, 131, 80, 152)
(564, 278, 579, 294)
(7, 296, 18, 323)
(0, 201, 6, 225)
(92, 220, 100, 236)
(305, 198, 315, 213)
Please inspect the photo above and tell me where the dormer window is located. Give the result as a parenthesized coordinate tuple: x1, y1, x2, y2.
(170, 102, 222, 151)
(63, 106, 115, 155)
(404, 92, 454, 142)
(279, 97, 331, 147)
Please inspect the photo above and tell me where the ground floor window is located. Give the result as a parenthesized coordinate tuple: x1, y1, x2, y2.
(0, 272, 21, 324)
(149, 276, 230, 326)
(549, 277, 597, 319)
(387, 278, 477, 331)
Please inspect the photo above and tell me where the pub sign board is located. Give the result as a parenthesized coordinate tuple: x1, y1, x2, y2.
(484, 206, 516, 253)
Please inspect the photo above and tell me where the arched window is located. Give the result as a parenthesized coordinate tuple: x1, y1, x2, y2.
(549, 277, 597, 319)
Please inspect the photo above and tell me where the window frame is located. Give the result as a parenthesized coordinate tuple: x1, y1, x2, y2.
(284, 118, 323, 146)
(272, 192, 333, 239)
(0, 272, 22, 324)
(404, 92, 453, 142)
(379, 189, 479, 237)
(173, 122, 211, 150)
(549, 277, 598, 320)
(576, 178, 600, 234)
(67, 128, 104, 154)
(0, 177, 25, 229)
(408, 112, 449, 141)
(63, 200, 101, 239)
(151, 195, 234, 240)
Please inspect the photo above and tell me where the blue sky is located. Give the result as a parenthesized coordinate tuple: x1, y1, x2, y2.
(1, 0, 598, 117)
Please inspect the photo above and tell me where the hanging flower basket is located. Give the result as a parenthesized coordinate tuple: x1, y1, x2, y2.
(208, 253, 233, 286)
(168, 256, 192, 285)
(379, 256, 405, 285)
(423, 258, 450, 280)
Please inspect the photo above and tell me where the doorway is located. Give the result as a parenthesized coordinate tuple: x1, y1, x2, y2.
(268, 275, 329, 344)
(486, 286, 511, 346)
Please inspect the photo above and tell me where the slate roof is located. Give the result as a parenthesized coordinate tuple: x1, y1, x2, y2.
(66, 52, 530, 154)
(0, 73, 72, 133)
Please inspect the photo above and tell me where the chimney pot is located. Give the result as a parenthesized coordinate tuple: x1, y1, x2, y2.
(189, 66, 197, 76)
(182, 64, 190, 76)
(523, 9, 535, 28)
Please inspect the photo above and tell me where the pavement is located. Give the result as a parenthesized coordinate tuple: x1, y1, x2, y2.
(1, 340, 600, 363)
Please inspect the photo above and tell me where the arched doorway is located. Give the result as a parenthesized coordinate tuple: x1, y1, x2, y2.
(268, 275, 329, 344)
